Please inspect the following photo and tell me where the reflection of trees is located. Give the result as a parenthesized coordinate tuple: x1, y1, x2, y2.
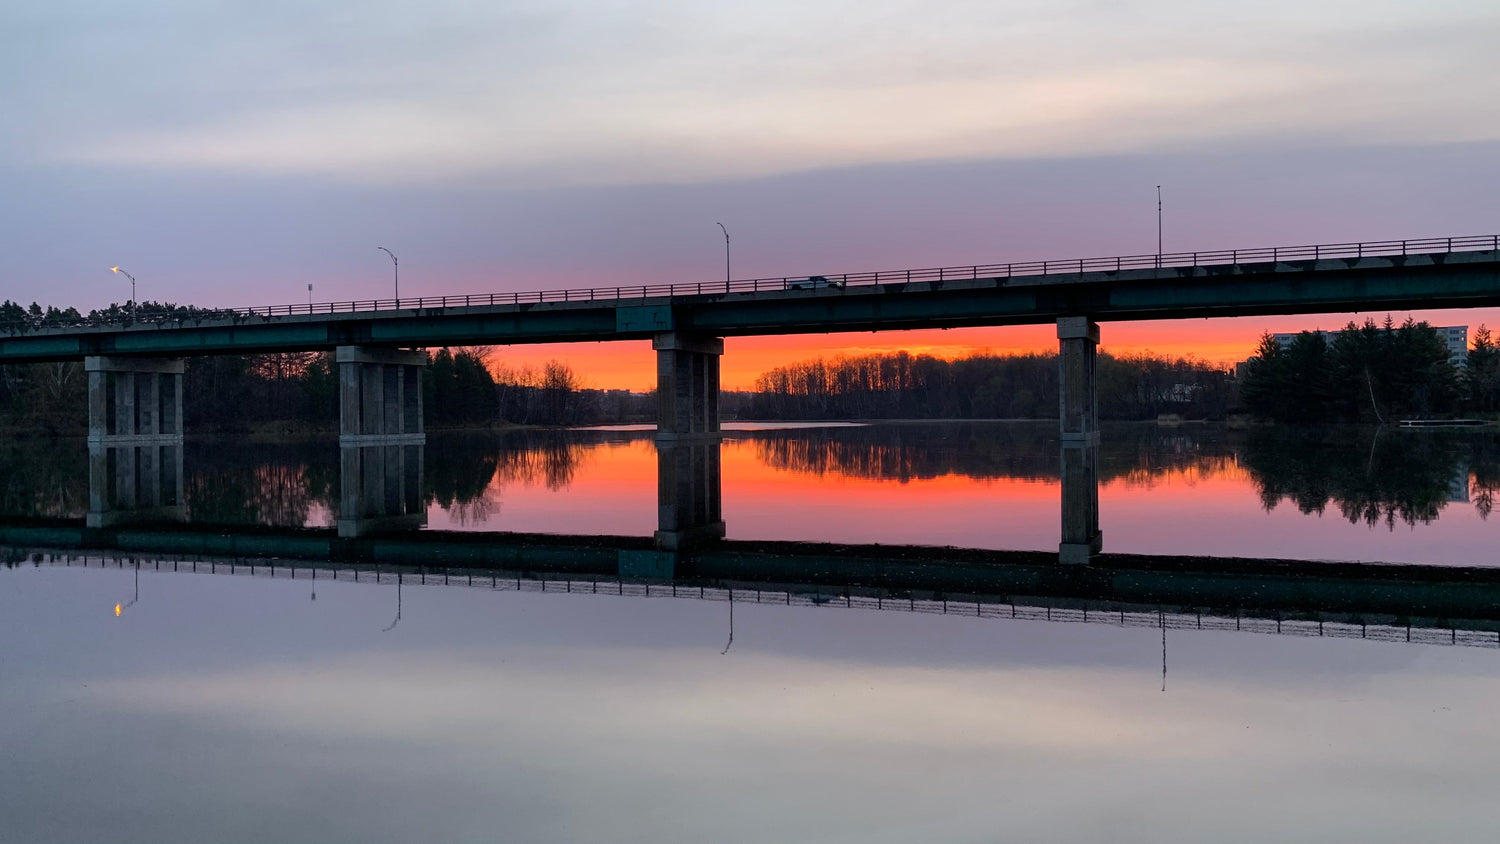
(183, 441, 337, 527)
(426, 442, 499, 526)
(421, 430, 605, 523)
(1242, 428, 1498, 528)
(0, 438, 88, 518)
(749, 423, 1240, 485)
(492, 432, 587, 490)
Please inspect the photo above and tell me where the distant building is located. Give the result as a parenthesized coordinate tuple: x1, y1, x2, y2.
(1271, 325, 1468, 369)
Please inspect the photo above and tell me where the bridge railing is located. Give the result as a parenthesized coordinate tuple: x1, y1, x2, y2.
(3, 234, 1497, 333)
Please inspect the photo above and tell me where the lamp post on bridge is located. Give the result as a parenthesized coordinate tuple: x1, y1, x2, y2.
(1155, 185, 1163, 269)
(110, 266, 136, 320)
(377, 246, 399, 303)
(715, 222, 730, 283)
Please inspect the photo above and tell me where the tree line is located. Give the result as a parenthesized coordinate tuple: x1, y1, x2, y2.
(0, 343, 646, 435)
(1240, 318, 1499, 423)
(746, 350, 1230, 420)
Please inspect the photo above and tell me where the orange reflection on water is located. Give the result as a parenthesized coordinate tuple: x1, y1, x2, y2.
(722, 440, 1060, 549)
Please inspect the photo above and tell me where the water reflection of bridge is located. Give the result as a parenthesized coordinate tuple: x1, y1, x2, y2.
(75, 425, 1497, 561)
(16, 545, 1500, 650)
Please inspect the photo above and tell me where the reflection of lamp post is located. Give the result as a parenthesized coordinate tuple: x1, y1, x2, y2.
(110, 266, 137, 319)
(381, 572, 402, 632)
(114, 560, 141, 616)
(715, 222, 730, 283)
(377, 246, 399, 303)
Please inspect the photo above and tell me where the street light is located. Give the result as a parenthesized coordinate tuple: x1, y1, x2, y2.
(715, 222, 730, 283)
(1155, 185, 1163, 269)
(377, 246, 399, 303)
(110, 265, 136, 319)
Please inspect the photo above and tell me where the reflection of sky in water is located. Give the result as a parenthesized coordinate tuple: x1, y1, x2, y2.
(1, 423, 1493, 565)
(427, 428, 1499, 566)
(4, 565, 1499, 844)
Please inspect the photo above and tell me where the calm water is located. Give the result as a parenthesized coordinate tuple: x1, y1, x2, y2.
(3, 422, 1499, 842)
(3, 421, 1495, 564)
(3, 558, 1500, 843)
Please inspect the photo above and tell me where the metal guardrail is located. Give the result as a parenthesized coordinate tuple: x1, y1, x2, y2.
(4, 234, 1498, 334)
(33, 553, 1500, 650)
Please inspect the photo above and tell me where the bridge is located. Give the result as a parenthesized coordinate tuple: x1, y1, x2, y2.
(4, 233, 1498, 561)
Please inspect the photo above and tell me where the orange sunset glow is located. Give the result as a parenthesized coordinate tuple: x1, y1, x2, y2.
(482, 307, 1500, 392)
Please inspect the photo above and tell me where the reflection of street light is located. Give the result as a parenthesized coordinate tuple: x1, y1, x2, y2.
(376, 246, 399, 302)
(110, 266, 137, 319)
(715, 222, 730, 283)
(114, 561, 140, 615)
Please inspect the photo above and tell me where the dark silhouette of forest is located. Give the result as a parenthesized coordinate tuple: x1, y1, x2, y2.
(745, 351, 1230, 421)
(1240, 318, 1500, 422)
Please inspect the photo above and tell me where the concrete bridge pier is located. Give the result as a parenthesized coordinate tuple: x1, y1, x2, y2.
(337, 347, 427, 444)
(336, 347, 427, 538)
(84, 356, 186, 527)
(654, 333, 722, 440)
(653, 332, 725, 551)
(1057, 317, 1099, 445)
(1057, 318, 1102, 564)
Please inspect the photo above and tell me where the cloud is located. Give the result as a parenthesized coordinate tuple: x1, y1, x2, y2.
(6, 0, 1498, 188)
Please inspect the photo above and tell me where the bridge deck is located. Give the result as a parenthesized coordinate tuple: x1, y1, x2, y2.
(3, 235, 1498, 363)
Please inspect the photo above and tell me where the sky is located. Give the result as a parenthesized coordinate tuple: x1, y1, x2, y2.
(3, 0, 1499, 389)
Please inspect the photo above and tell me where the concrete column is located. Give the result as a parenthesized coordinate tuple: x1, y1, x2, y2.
(654, 333, 723, 439)
(654, 438, 725, 551)
(1057, 317, 1100, 444)
(336, 347, 427, 447)
(338, 442, 427, 537)
(138, 372, 159, 436)
(114, 371, 136, 437)
(1059, 441, 1103, 564)
(361, 363, 384, 435)
(83, 358, 186, 528)
(88, 370, 108, 435)
(85, 357, 185, 446)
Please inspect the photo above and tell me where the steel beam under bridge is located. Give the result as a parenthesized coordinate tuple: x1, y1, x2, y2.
(3, 250, 1499, 363)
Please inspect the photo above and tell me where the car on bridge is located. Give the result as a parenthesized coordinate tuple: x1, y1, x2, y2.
(788, 275, 845, 290)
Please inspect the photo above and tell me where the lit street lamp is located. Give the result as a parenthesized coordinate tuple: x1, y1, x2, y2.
(715, 222, 730, 283)
(110, 265, 136, 319)
(377, 246, 399, 303)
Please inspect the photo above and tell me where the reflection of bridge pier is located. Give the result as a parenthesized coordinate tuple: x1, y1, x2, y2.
(653, 332, 725, 551)
(339, 443, 426, 537)
(655, 439, 724, 551)
(1057, 318, 1102, 564)
(85, 357, 186, 527)
(337, 347, 427, 538)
